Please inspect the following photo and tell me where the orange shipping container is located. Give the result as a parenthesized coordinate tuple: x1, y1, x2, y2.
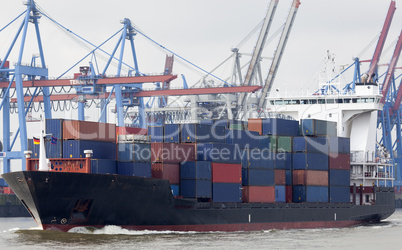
(293, 170, 328, 186)
(275, 169, 286, 185)
(63, 120, 116, 143)
(242, 186, 275, 203)
(248, 118, 263, 135)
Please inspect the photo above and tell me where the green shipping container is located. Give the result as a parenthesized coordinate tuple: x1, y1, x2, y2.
(277, 136, 292, 152)
(270, 136, 277, 152)
(229, 124, 243, 130)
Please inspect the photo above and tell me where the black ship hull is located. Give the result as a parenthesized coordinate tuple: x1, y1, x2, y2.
(2, 171, 395, 232)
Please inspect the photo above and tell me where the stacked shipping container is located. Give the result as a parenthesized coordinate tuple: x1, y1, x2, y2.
(28, 117, 351, 205)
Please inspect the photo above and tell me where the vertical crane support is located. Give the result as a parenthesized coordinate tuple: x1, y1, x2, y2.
(99, 18, 145, 127)
(1, 0, 50, 171)
(378, 29, 402, 185)
(367, 1, 396, 84)
(158, 55, 174, 108)
(235, 0, 279, 119)
(382, 29, 402, 104)
(258, 0, 301, 110)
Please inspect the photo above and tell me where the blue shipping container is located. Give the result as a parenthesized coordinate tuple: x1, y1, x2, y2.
(199, 119, 214, 125)
(329, 136, 350, 154)
(225, 129, 259, 149)
(285, 170, 292, 185)
(28, 139, 63, 159)
(329, 186, 350, 203)
(117, 143, 151, 162)
(90, 159, 117, 174)
(293, 185, 328, 203)
(242, 168, 275, 186)
(243, 149, 274, 169)
(171, 184, 180, 196)
(164, 124, 180, 143)
(284, 152, 292, 170)
(300, 119, 337, 137)
(275, 185, 286, 203)
(46, 118, 64, 139)
(0, 178, 8, 187)
(117, 162, 151, 178)
(274, 153, 286, 169)
(262, 118, 299, 136)
(329, 170, 350, 186)
(63, 140, 116, 159)
(212, 183, 242, 203)
(148, 126, 164, 142)
(181, 124, 225, 143)
(180, 161, 211, 180)
(293, 136, 329, 154)
(258, 136, 271, 150)
(181, 179, 212, 198)
(197, 143, 241, 164)
(292, 152, 329, 170)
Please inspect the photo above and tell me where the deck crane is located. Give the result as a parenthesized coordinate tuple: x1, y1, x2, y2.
(258, 0, 301, 111)
(235, 0, 279, 119)
(364, 1, 396, 85)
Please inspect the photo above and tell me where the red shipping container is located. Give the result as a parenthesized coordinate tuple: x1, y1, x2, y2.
(293, 170, 328, 186)
(248, 118, 263, 135)
(73, 73, 82, 79)
(63, 120, 116, 142)
(3, 187, 14, 194)
(329, 153, 350, 170)
(242, 186, 275, 203)
(151, 143, 195, 163)
(151, 163, 179, 184)
(275, 169, 286, 185)
(286, 186, 292, 203)
(211, 163, 241, 183)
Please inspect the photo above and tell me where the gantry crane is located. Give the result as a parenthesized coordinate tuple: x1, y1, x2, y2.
(0, 0, 260, 173)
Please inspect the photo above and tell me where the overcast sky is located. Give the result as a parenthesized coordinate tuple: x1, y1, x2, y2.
(1, 0, 401, 96)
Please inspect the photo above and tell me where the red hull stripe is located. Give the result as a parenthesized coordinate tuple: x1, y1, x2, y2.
(43, 220, 361, 232)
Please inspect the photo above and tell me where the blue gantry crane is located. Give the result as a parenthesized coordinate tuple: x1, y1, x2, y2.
(0, 0, 260, 174)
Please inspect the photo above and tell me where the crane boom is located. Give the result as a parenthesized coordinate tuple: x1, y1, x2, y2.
(387, 30, 402, 108)
(258, 0, 301, 109)
(367, 0, 396, 84)
(235, 0, 279, 119)
(242, 0, 279, 86)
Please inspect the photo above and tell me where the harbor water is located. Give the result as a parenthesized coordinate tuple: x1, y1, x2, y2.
(1, 209, 402, 249)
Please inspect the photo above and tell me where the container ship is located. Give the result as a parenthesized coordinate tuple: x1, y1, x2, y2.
(1, 118, 395, 232)
(0, 0, 398, 230)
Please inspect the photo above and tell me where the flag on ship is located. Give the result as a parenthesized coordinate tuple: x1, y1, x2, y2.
(51, 136, 57, 145)
(33, 137, 40, 145)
